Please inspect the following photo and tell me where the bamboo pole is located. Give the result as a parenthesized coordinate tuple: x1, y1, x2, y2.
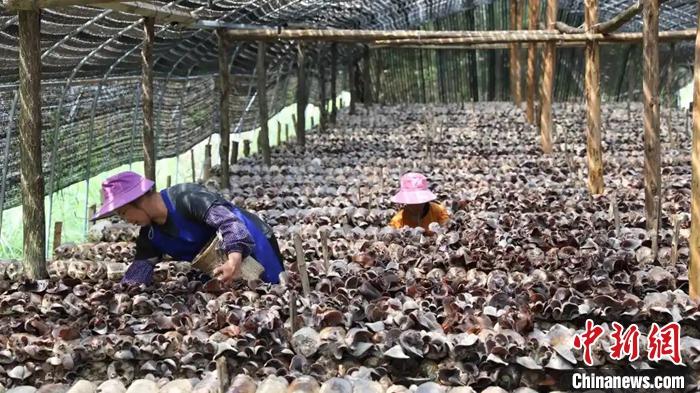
(257, 41, 271, 166)
(93, 1, 196, 25)
(526, 0, 540, 124)
(190, 148, 195, 182)
(372, 29, 696, 46)
(330, 43, 338, 124)
(348, 61, 357, 115)
(643, 0, 661, 230)
(363, 45, 372, 106)
(18, 9, 48, 279)
(52, 221, 62, 256)
(296, 44, 307, 149)
(539, 0, 556, 154)
(142, 17, 156, 181)
(217, 29, 231, 187)
(690, 1, 700, 300)
(585, 0, 604, 195)
(509, 0, 522, 106)
(318, 48, 328, 133)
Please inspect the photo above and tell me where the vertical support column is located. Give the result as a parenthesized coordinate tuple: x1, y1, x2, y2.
(349, 60, 357, 115)
(689, 2, 700, 300)
(643, 0, 661, 229)
(296, 43, 307, 149)
(330, 43, 338, 124)
(539, 0, 556, 154)
(526, 0, 540, 124)
(217, 29, 231, 187)
(318, 47, 328, 133)
(363, 45, 372, 107)
(141, 16, 156, 181)
(257, 41, 271, 166)
(509, 0, 521, 106)
(376, 49, 383, 105)
(18, 9, 47, 279)
(585, 0, 604, 195)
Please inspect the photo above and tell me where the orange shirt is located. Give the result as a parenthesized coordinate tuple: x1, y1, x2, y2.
(389, 202, 449, 232)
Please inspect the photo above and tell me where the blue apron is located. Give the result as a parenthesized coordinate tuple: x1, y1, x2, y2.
(149, 190, 284, 283)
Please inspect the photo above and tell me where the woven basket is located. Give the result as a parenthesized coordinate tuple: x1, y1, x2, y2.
(191, 236, 265, 281)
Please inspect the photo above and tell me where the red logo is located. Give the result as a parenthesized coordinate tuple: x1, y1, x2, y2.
(573, 319, 605, 366)
(609, 322, 641, 361)
(647, 322, 682, 365)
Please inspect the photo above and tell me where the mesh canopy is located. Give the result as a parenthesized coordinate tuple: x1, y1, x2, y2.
(0, 0, 698, 211)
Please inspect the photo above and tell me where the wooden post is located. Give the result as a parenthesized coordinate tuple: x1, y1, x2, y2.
(376, 49, 383, 104)
(509, 0, 522, 106)
(363, 45, 372, 106)
(257, 41, 271, 166)
(628, 48, 635, 121)
(230, 140, 238, 165)
(526, 0, 540, 124)
(349, 61, 357, 115)
(296, 44, 307, 150)
(611, 191, 620, 237)
(690, 3, 700, 300)
(88, 204, 96, 228)
(217, 29, 231, 188)
(585, 0, 604, 195)
(319, 48, 328, 133)
(166, 175, 171, 188)
(203, 144, 212, 180)
(643, 0, 661, 230)
(311, 117, 315, 128)
(285, 124, 289, 141)
(330, 43, 338, 124)
(142, 17, 156, 181)
(18, 9, 47, 279)
(243, 140, 251, 157)
(190, 148, 196, 182)
(293, 233, 310, 297)
(667, 43, 676, 149)
(289, 290, 298, 333)
(52, 221, 62, 256)
(277, 121, 282, 145)
(539, 0, 556, 154)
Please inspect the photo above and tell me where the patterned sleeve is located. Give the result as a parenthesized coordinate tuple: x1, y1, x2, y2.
(204, 204, 255, 258)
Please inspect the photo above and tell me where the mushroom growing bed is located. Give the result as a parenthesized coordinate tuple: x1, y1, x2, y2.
(1, 103, 699, 393)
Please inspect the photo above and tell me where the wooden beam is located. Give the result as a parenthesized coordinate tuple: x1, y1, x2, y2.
(4, 0, 124, 10)
(142, 16, 156, 181)
(93, 1, 196, 25)
(690, 0, 700, 301)
(18, 9, 48, 280)
(643, 0, 661, 230)
(526, 0, 540, 124)
(585, 0, 604, 195)
(217, 29, 231, 187)
(554, 0, 670, 34)
(295, 43, 307, 149)
(330, 43, 338, 124)
(539, 0, 556, 154)
(371, 29, 696, 46)
(362, 45, 372, 106)
(257, 41, 271, 166)
(509, 0, 522, 106)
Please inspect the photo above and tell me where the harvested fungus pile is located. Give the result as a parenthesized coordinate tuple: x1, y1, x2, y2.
(2, 103, 700, 393)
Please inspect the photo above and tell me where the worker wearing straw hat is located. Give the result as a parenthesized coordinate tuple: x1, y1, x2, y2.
(92, 171, 285, 285)
(389, 172, 449, 232)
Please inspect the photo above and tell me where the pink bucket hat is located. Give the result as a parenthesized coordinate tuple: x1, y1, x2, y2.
(391, 172, 437, 205)
(92, 171, 154, 220)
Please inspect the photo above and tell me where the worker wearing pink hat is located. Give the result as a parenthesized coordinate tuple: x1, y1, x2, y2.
(93, 171, 285, 285)
(389, 172, 449, 232)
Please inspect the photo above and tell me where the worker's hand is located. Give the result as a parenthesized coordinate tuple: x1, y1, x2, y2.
(213, 252, 242, 284)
